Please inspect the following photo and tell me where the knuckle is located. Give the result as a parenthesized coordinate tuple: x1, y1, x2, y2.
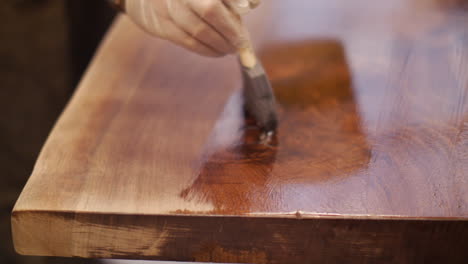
(192, 24, 210, 39)
(198, 0, 219, 18)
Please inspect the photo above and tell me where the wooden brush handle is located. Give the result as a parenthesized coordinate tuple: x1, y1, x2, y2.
(239, 48, 257, 69)
(238, 38, 257, 69)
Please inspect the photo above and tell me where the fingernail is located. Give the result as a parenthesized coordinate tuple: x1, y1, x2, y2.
(232, 0, 250, 15)
(236, 0, 249, 8)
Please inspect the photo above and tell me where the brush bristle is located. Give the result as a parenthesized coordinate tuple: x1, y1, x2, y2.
(241, 63, 278, 133)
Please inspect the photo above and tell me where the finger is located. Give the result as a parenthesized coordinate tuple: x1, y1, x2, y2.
(161, 18, 224, 57)
(167, 0, 236, 55)
(126, 0, 222, 57)
(189, 0, 247, 49)
(223, 0, 250, 15)
(125, 0, 164, 36)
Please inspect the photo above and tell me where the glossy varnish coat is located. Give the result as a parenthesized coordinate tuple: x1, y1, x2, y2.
(12, 0, 468, 263)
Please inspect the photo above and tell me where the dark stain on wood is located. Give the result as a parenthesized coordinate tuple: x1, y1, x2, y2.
(180, 40, 371, 214)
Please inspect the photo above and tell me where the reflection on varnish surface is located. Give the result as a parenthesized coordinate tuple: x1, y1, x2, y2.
(181, 41, 371, 214)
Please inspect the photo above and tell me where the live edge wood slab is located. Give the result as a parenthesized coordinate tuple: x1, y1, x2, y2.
(12, 0, 468, 263)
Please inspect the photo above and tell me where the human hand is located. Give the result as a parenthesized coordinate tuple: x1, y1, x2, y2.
(125, 0, 260, 57)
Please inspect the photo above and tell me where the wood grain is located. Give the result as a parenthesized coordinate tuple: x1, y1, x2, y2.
(12, 0, 468, 263)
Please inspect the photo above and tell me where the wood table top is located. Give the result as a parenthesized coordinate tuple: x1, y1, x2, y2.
(12, 0, 468, 262)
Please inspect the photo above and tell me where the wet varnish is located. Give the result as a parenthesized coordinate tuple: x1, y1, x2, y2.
(182, 40, 372, 214)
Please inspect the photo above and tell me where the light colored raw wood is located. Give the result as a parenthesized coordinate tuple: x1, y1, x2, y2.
(12, 0, 468, 263)
(13, 15, 240, 215)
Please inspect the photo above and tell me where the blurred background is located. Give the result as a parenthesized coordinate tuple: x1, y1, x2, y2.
(1, 1, 114, 263)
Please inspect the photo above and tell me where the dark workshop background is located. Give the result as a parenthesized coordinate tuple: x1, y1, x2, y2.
(1, 1, 114, 263)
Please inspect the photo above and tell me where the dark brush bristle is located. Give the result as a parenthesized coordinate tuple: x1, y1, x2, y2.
(241, 62, 278, 133)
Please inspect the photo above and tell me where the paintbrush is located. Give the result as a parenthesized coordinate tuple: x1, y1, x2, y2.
(238, 39, 278, 135)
